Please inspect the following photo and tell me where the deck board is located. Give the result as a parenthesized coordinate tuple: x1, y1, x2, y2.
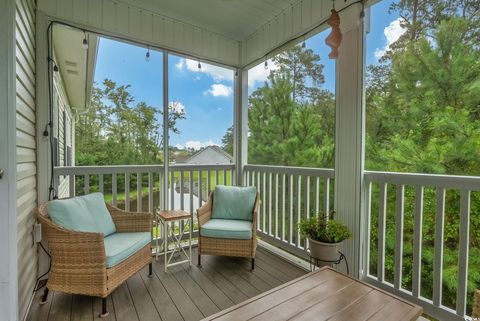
(26, 247, 307, 321)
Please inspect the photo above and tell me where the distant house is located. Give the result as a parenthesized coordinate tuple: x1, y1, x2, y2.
(182, 146, 233, 165)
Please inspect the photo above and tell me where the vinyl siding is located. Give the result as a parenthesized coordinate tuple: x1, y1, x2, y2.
(52, 69, 73, 198)
(15, 0, 37, 320)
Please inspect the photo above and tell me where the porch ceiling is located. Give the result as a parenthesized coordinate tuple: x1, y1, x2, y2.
(127, 0, 296, 41)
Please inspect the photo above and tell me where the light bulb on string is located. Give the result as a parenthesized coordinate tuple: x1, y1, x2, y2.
(198, 61, 202, 70)
(302, 39, 306, 48)
(264, 60, 268, 70)
(82, 31, 88, 50)
(145, 46, 151, 61)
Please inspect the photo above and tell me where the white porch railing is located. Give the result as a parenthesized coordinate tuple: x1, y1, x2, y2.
(53, 164, 236, 235)
(243, 165, 335, 259)
(53, 164, 480, 320)
(364, 170, 480, 321)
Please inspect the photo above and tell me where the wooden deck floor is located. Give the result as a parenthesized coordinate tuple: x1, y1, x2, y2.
(26, 247, 307, 321)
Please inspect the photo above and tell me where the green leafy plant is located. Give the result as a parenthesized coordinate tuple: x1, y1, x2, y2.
(299, 211, 351, 243)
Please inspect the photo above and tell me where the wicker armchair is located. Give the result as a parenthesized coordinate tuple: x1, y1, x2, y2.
(197, 191, 259, 270)
(36, 202, 153, 318)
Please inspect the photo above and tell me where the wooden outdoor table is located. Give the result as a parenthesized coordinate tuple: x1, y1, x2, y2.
(202, 267, 423, 321)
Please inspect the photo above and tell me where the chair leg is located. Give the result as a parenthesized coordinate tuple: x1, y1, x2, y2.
(100, 297, 109, 318)
(39, 287, 49, 305)
(251, 258, 255, 271)
(148, 262, 153, 278)
(197, 253, 202, 267)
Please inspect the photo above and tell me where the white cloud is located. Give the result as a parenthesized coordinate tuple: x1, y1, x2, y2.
(176, 58, 233, 81)
(205, 84, 233, 97)
(247, 59, 278, 87)
(175, 140, 218, 151)
(374, 18, 406, 60)
(175, 59, 185, 70)
(168, 101, 186, 115)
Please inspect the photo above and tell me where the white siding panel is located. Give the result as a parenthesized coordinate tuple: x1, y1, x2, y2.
(16, 130, 36, 150)
(38, 0, 240, 66)
(15, 0, 37, 319)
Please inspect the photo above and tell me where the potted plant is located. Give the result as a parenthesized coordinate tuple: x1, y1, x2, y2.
(299, 211, 351, 262)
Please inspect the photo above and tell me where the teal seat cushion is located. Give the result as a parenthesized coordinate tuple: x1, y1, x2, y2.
(200, 219, 252, 240)
(212, 185, 257, 221)
(48, 193, 116, 236)
(104, 232, 151, 268)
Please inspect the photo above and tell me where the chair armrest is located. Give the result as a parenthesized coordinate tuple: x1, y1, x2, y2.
(197, 194, 213, 227)
(106, 204, 152, 233)
(252, 192, 260, 237)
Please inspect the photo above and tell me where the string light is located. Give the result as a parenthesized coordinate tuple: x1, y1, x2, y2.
(302, 39, 306, 48)
(198, 61, 202, 70)
(145, 46, 151, 61)
(264, 60, 268, 70)
(82, 30, 88, 50)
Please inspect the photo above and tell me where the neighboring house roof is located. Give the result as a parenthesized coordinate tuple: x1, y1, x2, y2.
(53, 25, 99, 111)
(184, 146, 233, 165)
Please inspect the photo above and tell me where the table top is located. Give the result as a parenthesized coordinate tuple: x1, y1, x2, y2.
(202, 267, 423, 321)
(156, 209, 191, 221)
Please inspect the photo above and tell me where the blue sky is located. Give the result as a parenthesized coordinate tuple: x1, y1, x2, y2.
(93, 0, 401, 151)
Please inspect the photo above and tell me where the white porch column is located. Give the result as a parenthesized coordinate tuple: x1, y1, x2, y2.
(0, 0, 19, 319)
(334, 3, 365, 277)
(234, 68, 249, 185)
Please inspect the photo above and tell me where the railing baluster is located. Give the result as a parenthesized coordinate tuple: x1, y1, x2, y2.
(207, 169, 211, 194)
(170, 171, 175, 210)
(69, 174, 75, 197)
(198, 170, 203, 207)
(268, 172, 272, 236)
(275, 173, 279, 239)
(433, 188, 445, 307)
(262, 171, 266, 233)
(112, 174, 117, 206)
(282, 173, 286, 242)
(314, 176, 319, 215)
(84, 174, 89, 195)
(180, 170, 185, 211)
(305, 176, 310, 219)
(189, 170, 194, 216)
(412, 186, 424, 297)
(289, 174, 294, 245)
(324, 177, 330, 216)
(99, 174, 104, 194)
(257, 171, 261, 231)
(159, 171, 163, 210)
(137, 173, 142, 212)
(365, 180, 372, 276)
(296, 175, 302, 249)
(125, 173, 130, 211)
(148, 172, 153, 213)
(378, 182, 387, 283)
(456, 190, 471, 316)
(394, 184, 404, 290)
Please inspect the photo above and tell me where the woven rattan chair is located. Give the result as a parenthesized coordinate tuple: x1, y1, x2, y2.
(197, 191, 259, 270)
(36, 202, 153, 318)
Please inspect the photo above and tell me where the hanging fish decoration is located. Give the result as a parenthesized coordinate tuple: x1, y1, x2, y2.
(325, 9, 342, 59)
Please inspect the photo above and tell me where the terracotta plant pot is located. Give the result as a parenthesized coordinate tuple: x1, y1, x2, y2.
(308, 238, 342, 262)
